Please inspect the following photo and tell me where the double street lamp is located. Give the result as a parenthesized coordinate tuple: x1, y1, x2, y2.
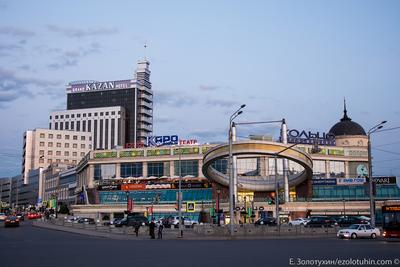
(367, 120, 387, 227)
(228, 104, 246, 235)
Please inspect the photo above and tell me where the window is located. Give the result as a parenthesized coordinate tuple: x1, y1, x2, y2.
(47, 159, 52, 164)
(55, 115, 59, 119)
(81, 136, 85, 141)
(55, 122, 58, 130)
(76, 121, 80, 131)
(71, 121, 74, 130)
(329, 161, 345, 178)
(83, 113, 86, 117)
(65, 143, 69, 148)
(73, 135, 78, 140)
(71, 114, 75, 118)
(65, 122, 69, 130)
(56, 151, 61, 156)
(100, 112, 104, 116)
(49, 115, 52, 119)
(94, 164, 116, 180)
(73, 152, 77, 156)
(94, 113, 98, 116)
(60, 122, 63, 130)
(39, 150, 44, 155)
(111, 111, 115, 115)
(105, 112, 109, 115)
(56, 159, 61, 163)
(121, 163, 143, 178)
(77, 114, 81, 118)
(57, 134, 62, 139)
(40, 133, 45, 138)
(73, 143, 77, 148)
(80, 152, 85, 157)
(88, 113, 92, 117)
(48, 142, 53, 147)
(174, 160, 199, 177)
(64, 151, 69, 156)
(65, 135, 70, 140)
(148, 162, 170, 177)
(39, 142, 45, 147)
(64, 159, 69, 163)
(313, 160, 326, 177)
(48, 134, 53, 139)
(48, 151, 53, 155)
(60, 115, 64, 119)
(72, 160, 77, 164)
(39, 158, 44, 163)
(56, 143, 61, 148)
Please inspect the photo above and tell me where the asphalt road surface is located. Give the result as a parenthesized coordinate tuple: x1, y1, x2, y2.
(0, 221, 399, 267)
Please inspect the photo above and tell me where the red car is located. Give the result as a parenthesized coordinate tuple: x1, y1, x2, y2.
(4, 216, 20, 227)
(27, 212, 42, 220)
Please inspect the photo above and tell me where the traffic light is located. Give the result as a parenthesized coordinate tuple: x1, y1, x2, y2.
(267, 197, 275, 205)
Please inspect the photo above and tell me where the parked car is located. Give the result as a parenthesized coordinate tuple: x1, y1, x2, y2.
(337, 224, 380, 239)
(305, 216, 337, 227)
(0, 213, 6, 221)
(288, 218, 309, 226)
(114, 218, 128, 227)
(126, 215, 148, 227)
(254, 217, 277, 226)
(77, 218, 95, 224)
(4, 215, 20, 227)
(64, 216, 80, 223)
(336, 216, 370, 227)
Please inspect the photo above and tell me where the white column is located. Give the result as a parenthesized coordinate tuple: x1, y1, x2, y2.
(281, 120, 290, 202)
(232, 124, 238, 203)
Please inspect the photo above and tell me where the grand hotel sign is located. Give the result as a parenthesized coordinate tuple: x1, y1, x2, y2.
(69, 80, 132, 93)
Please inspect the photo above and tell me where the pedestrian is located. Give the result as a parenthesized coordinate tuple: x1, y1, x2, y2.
(157, 223, 164, 239)
(134, 223, 140, 237)
(149, 220, 156, 239)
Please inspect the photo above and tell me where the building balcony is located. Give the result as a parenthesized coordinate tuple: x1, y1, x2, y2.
(139, 100, 152, 109)
(138, 108, 153, 117)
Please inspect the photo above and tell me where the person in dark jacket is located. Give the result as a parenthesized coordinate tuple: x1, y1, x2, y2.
(149, 221, 156, 239)
(134, 222, 140, 237)
(158, 224, 164, 239)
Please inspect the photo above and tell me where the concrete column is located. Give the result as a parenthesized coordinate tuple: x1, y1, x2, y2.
(344, 161, 349, 178)
(198, 159, 204, 177)
(169, 160, 175, 177)
(232, 124, 238, 202)
(325, 161, 330, 178)
(115, 163, 121, 178)
(88, 164, 94, 188)
(142, 161, 148, 177)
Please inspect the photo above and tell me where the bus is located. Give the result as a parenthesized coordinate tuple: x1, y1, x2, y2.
(382, 201, 400, 239)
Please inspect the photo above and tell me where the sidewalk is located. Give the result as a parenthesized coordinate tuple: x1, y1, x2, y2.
(32, 220, 338, 240)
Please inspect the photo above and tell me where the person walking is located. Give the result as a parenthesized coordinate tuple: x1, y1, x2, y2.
(134, 222, 140, 237)
(149, 220, 156, 239)
(157, 223, 164, 239)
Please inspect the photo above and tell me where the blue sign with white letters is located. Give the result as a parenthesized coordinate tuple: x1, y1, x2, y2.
(146, 135, 179, 147)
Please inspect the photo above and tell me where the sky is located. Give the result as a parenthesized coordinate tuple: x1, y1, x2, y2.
(0, 0, 400, 178)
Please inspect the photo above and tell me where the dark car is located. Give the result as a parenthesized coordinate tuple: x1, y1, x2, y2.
(336, 216, 369, 227)
(16, 213, 24, 221)
(126, 215, 148, 227)
(114, 218, 128, 227)
(305, 216, 337, 227)
(4, 216, 20, 227)
(254, 217, 277, 226)
(77, 218, 95, 224)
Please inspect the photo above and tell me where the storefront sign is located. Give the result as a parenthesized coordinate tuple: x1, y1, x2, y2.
(171, 182, 210, 189)
(235, 206, 265, 211)
(312, 178, 337, 186)
(337, 177, 366, 185)
(372, 176, 397, 185)
(286, 129, 336, 146)
(98, 184, 121, 191)
(70, 80, 131, 93)
(146, 135, 179, 147)
(179, 139, 198, 145)
(121, 184, 146, 191)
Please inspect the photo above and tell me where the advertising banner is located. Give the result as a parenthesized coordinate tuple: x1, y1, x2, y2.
(121, 184, 146, 191)
(98, 184, 121, 191)
(336, 177, 366, 185)
(312, 178, 337, 186)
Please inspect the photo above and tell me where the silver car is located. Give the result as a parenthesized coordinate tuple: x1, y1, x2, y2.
(337, 224, 380, 239)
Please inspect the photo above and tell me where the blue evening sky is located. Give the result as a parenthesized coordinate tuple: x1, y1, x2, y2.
(0, 0, 399, 177)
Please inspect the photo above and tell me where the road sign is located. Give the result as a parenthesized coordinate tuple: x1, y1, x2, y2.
(186, 202, 196, 212)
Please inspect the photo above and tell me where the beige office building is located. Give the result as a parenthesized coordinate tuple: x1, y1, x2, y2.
(22, 128, 92, 184)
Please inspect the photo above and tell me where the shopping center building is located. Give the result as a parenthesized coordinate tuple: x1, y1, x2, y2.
(71, 107, 400, 222)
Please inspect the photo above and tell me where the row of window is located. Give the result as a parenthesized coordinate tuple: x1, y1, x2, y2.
(313, 185, 400, 200)
(39, 142, 89, 149)
(39, 158, 78, 164)
(51, 111, 121, 120)
(39, 133, 88, 141)
(94, 160, 200, 180)
(39, 150, 86, 157)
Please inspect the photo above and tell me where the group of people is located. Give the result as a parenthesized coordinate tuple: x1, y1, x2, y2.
(134, 220, 164, 239)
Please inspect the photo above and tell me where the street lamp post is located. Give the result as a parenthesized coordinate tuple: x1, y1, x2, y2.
(343, 199, 346, 216)
(216, 187, 221, 226)
(177, 147, 183, 238)
(228, 104, 246, 235)
(367, 120, 387, 227)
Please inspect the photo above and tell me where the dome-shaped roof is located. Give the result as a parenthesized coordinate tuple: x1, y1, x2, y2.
(329, 100, 366, 136)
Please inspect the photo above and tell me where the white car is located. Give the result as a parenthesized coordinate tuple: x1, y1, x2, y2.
(288, 218, 309, 226)
(171, 216, 198, 227)
(0, 213, 6, 221)
(337, 224, 380, 239)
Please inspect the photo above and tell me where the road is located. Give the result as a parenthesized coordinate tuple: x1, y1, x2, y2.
(0, 221, 399, 267)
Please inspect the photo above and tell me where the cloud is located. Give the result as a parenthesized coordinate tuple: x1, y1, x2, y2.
(205, 99, 239, 108)
(0, 67, 61, 108)
(0, 26, 35, 37)
(0, 44, 23, 57)
(199, 84, 219, 91)
(47, 42, 101, 70)
(189, 129, 227, 140)
(154, 117, 174, 124)
(154, 91, 197, 106)
(47, 25, 118, 38)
